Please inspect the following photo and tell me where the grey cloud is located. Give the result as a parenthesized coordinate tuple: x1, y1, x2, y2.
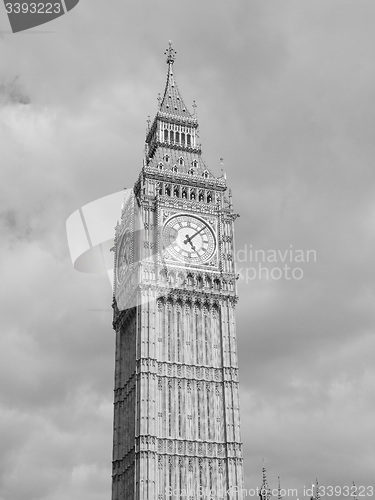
(0, 76, 30, 105)
(1, 0, 375, 498)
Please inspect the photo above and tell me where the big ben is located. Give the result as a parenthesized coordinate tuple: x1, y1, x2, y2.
(112, 42, 244, 499)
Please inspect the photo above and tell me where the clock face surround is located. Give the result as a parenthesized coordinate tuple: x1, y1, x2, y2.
(163, 214, 216, 264)
(116, 229, 132, 283)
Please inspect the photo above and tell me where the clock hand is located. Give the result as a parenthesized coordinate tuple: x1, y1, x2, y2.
(183, 226, 205, 245)
(184, 234, 196, 251)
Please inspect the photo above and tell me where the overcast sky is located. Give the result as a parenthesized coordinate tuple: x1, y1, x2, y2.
(1, 1, 375, 499)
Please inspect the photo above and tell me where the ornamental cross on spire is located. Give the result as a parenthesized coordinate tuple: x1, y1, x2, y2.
(165, 40, 176, 65)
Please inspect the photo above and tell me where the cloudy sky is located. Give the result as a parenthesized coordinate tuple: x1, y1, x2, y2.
(1, 1, 375, 499)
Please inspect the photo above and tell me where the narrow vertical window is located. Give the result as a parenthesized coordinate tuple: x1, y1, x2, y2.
(164, 129, 168, 142)
(168, 308, 171, 361)
(178, 382, 181, 437)
(169, 457, 173, 497)
(179, 459, 183, 498)
(190, 310, 195, 363)
(187, 133, 191, 146)
(195, 310, 200, 365)
(197, 384, 201, 439)
(175, 131, 180, 143)
(170, 130, 174, 143)
(168, 381, 172, 436)
(177, 310, 181, 362)
(205, 314, 209, 366)
(206, 385, 210, 440)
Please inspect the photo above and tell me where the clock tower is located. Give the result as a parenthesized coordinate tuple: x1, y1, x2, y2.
(112, 42, 244, 499)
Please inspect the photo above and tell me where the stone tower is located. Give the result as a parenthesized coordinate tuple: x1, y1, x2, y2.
(112, 42, 244, 499)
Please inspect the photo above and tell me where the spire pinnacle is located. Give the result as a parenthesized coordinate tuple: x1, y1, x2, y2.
(259, 459, 271, 500)
(157, 41, 194, 120)
(165, 40, 176, 65)
(352, 482, 358, 500)
(315, 479, 321, 500)
(262, 458, 267, 481)
(278, 476, 283, 500)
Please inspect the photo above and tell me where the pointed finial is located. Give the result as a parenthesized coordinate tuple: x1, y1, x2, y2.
(192, 100, 197, 116)
(259, 459, 271, 500)
(165, 40, 176, 65)
(315, 479, 320, 500)
(352, 482, 357, 500)
(278, 476, 283, 500)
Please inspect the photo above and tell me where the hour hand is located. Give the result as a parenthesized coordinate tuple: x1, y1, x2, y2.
(184, 234, 196, 251)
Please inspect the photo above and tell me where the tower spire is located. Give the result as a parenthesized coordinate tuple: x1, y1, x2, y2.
(259, 459, 272, 500)
(158, 42, 193, 119)
(352, 482, 358, 500)
(278, 476, 283, 500)
(165, 40, 176, 65)
(144, 43, 213, 177)
(315, 479, 320, 500)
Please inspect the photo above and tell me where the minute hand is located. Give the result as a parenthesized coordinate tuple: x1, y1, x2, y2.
(183, 226, 205, 245)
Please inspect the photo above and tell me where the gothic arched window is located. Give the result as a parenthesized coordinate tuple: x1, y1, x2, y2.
(165, 185, 171, 196)
(175, 131, 180, 143)
(170, 130, 174, 143)
(164, 154, 170, 163)
(181, 132, 185, 144)
(178, 157, 184, 166)
(187, 133, 191, 146)
(207, 191, 212, 203)
(164, 129, 168, 142)
(199, 191, 204, 202)
(160, 269, 168, 283)
(173, 185, 179, 197)
(172, 165, 178, 173)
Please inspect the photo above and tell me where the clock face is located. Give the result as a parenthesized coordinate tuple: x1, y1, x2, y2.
(116, 229, 132, 283)
(163, 214, 216, 264)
